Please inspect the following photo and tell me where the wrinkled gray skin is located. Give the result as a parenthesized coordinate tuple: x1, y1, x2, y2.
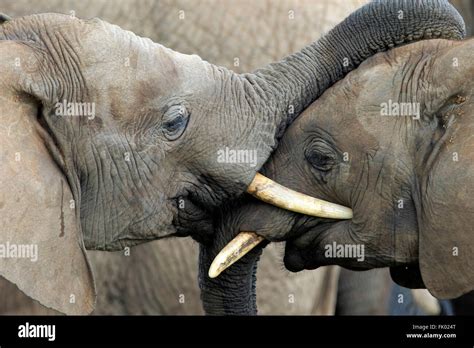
(7, 0, 469, 317)
(0, 0, 367, 315)
(0, 0, 447, 316)
(0, 1, 465, 315)
(224, 37, 474, 306)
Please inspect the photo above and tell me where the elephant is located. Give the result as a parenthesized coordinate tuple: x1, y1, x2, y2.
(204, 34, 474, 312)
(0, 0, 467, 315)
(1, 0, 371, 73)
(0, 0, 370, 316)
(0, 0, 465, 315)
(0, 0, 470, 317)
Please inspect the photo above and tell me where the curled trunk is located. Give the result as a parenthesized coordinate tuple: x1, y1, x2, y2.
(254, 0, 465, 132)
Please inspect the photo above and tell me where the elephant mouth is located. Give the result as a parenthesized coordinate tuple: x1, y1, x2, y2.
(208, 172, 353, 278)
(173, 193, 215, 243)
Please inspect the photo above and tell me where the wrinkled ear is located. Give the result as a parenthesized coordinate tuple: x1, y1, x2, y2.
(0, 41, 96, 314)
(417, 112, 474, 299)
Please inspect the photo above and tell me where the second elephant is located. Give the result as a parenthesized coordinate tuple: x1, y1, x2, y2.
(207, 36, 474, 307)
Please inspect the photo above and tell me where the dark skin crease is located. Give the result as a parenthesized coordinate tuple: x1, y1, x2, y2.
(214, 38, 474, 300)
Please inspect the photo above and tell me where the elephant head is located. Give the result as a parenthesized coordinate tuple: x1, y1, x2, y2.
(0, 0, 465, 314)
(209, 37, 474, 309)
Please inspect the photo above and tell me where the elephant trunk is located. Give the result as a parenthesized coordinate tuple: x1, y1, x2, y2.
(253, 0, 465, 132)
(198, 200, 266, 315)
(198, 243, 262, 315)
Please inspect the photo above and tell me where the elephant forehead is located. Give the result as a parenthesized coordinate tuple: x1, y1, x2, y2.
(345, 41, 450, 140)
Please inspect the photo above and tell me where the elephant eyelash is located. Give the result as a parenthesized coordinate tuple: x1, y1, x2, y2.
(161, 104, 190, 141)
(305, 139, 338, 173)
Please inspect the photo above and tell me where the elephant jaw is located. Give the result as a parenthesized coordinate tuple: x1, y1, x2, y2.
(208, 173, 352, 278)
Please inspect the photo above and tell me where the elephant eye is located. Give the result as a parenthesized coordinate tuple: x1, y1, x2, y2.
(305, 140, 337, 172)
(162, 105, 190, 141)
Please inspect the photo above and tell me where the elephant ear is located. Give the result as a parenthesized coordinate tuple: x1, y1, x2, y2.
(416, 114, 474, 299)
(0, 41, 96, 314)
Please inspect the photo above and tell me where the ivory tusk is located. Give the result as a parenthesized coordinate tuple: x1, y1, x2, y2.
(208, 231, 264, 278)
(209, 173, 353, 278)
(247, 173, 353, 219)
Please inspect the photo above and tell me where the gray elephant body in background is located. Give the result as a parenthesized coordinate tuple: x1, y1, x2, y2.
(0, 0, 465, 315)
(451, 0, 474, 35)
